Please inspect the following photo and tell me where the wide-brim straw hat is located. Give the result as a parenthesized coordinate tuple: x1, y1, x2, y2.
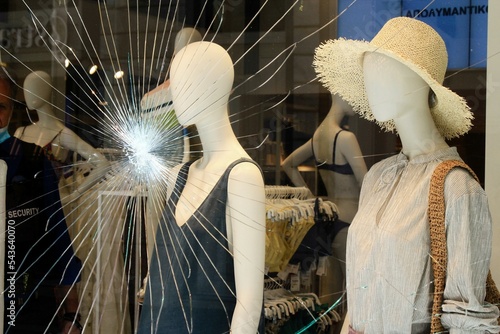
(313, 17, 472, 139)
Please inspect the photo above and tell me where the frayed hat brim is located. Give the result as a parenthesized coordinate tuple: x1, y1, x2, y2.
(313, 32, 473, 140)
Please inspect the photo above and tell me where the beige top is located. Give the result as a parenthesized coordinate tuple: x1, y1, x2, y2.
(347, 147, 500, 333)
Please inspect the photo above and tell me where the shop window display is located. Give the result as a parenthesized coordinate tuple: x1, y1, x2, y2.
(0, 1, 496, 333)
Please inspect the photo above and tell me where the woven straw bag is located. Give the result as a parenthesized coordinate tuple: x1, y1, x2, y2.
(428, 160, 500, 333)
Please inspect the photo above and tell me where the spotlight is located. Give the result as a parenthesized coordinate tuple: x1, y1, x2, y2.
(64, 59, 70, 68)
(89, 64, 98, 75)
(114, 70, 124, 79)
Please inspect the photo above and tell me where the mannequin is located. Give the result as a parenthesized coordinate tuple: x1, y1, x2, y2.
(137, 41, 265, 334)
(282, 93, 366, 222)
(312, 17, 499, 333)
(17, 72, 133, 332)
(349, 35, 497, 334)
(15, 71, 110, 199)
(344, 50, 498, 333)
(281, 93, 366, 306)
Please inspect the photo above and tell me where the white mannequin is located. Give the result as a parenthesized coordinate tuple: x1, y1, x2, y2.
(281, 93, 367, 222)
(15, 71, 110, 199)
(169, 41, 265, 333)
(17, 75, 130, 333)
(341, 52, 447, 334)
(341, 53, 443, 334)
(342, 52, 476, 334)
(337, 18, 497, 334)
(362, 52, 449, 157)
(173, 27, 203, 55)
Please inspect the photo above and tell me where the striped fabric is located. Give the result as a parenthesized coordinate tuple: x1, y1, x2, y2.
(346, 147, 500, 333)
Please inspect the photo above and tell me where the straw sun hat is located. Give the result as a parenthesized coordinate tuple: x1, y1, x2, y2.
(313, 16, 473, 139)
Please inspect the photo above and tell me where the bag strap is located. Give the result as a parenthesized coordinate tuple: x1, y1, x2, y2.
(428, 160, 478, 333)
(429, 160, 500, 333)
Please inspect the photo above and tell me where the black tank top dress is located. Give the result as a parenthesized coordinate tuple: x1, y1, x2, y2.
(138, 158, 263, 334)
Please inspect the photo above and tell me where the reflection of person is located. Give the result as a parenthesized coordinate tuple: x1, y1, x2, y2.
(0, 71, 82, 333)
(137, 41, 265, 333)
(314, 17, 500, 333)
(15, 71, 110, 201)
(281, 93, 367, 303)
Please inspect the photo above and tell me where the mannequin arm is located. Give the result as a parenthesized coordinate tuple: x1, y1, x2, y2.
(60, 128, 110, 198)
(281, 139, 313, 188)
(340, 131, 367, 188)
(227, 163, 265, 334)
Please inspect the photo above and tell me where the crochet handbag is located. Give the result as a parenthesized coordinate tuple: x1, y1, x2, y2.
(428, 160, 500, 333)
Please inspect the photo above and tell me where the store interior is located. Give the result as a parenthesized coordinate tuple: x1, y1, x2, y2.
(0, 0, 498, 333)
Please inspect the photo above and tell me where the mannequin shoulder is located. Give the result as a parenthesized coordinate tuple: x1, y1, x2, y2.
(444, 167, 486, 198)
(227, 161, 265, 212)
(338, 129, 359, 143)
(13, 125, 43, 144)
(229, 160, 262, 179)
(229, 161, 264, 188)
(58, 127, 93, 149)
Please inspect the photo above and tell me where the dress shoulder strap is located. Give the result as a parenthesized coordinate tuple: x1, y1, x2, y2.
(332, 130, 344, 165)
(169, 161, 194, 205)
(221, 158, 262, 184)
(46, 128, 64, 147)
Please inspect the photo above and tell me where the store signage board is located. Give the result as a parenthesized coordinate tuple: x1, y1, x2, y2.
(338, 0, 488, 70)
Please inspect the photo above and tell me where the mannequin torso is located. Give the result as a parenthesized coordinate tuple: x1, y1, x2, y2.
(282, 94, 367, 222)
(16, 71, 110, 198)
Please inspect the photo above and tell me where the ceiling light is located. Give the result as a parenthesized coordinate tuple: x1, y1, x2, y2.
(114, 70, 124, 79)
(89, 64, 98, 75)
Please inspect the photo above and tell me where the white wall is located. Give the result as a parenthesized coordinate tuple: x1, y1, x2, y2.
(485, 0, 500, 281)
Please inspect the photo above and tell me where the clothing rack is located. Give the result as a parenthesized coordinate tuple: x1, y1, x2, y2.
(265, 185, 312, 200)
(263, 278, 341, 333)
(264, 186, 338, 274)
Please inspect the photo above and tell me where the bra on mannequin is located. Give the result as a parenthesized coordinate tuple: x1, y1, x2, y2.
(312, 130, 354, 175)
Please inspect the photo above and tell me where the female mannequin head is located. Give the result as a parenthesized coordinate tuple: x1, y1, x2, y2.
(362, 52, 430, 123)
(170, 41, 233, 127)
(23, 71, 52, 111)
(314, 17, 472, 140)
